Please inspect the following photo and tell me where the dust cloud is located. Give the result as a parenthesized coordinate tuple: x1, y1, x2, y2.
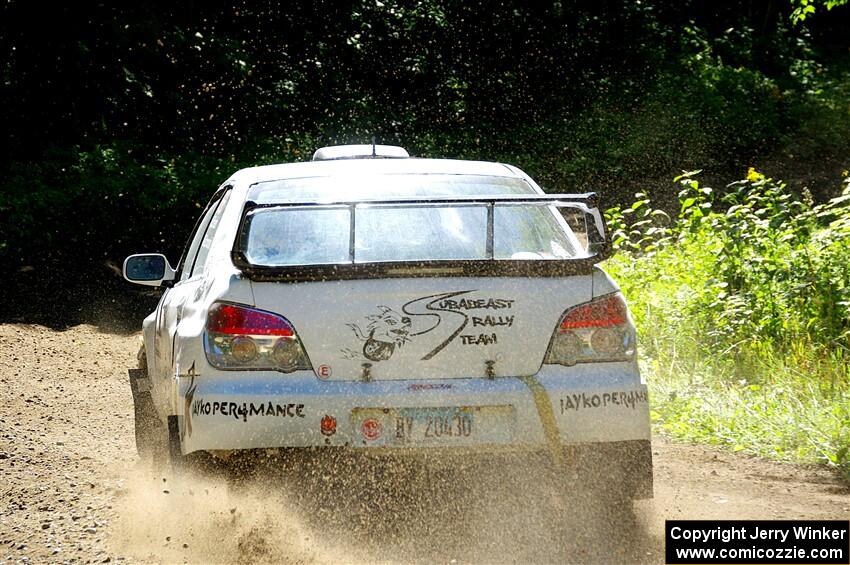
(112, 458, 341, 564)
(111, 450, 656, 564)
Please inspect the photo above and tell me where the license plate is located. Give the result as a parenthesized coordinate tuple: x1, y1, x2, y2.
(352, 406, 515, 447)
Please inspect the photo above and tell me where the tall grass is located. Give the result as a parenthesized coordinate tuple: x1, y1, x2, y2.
(606, 170, 850, 475)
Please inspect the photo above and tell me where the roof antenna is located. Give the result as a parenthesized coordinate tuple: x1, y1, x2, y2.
(371, 136, 377, 158)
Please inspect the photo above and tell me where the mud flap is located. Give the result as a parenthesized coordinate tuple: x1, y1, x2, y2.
(129, 368, 164, 458)
(128, 368, 150, 403)
(577, 440, 654, 500)
(167, 415, 185, 470)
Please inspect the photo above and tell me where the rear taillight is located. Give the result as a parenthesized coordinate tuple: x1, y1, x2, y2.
(544, 293, 636, 366)
(207, 303, 295, 336)
(204, 303, 311, 373)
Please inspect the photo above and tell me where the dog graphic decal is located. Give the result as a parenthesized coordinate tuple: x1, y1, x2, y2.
(346, 306, 412, 361)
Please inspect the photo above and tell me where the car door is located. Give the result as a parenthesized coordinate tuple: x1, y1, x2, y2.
(151, 187, 232, 412)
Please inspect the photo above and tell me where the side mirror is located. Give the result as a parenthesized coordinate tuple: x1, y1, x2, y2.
(123, 254, 177, 287)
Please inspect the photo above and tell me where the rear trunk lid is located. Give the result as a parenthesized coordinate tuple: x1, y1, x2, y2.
(251, 276, 591, 381)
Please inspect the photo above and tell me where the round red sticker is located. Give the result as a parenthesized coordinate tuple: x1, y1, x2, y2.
(317, 364, 332, 380)
(361, 418, 382, 441)
(320, 415, 337, 437)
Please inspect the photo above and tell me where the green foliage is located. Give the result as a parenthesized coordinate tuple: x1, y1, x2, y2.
(2, 3, 850, 268)
(792, 0, 849, 23)
(607, 171, 850, 475)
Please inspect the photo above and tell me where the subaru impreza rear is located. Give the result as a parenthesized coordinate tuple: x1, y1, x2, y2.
(124, 144, 652, 501)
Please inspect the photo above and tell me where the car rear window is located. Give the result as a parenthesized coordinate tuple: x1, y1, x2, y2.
(240, 175, 583, 266)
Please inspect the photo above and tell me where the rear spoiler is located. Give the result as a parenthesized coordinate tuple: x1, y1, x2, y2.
(231, 193, 611, 282)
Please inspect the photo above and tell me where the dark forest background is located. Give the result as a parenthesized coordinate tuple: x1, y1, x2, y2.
(1, 1, 849, 326)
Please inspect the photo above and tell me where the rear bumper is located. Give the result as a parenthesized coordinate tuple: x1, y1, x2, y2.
(174, 362, 650, 455)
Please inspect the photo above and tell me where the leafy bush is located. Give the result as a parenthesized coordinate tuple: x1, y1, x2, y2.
(606, 170, 850, 475)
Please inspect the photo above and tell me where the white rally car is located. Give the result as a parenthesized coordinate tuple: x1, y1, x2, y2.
(124, 144, 652, 501)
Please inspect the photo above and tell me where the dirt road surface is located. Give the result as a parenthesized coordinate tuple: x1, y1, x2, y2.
(1, 324, 848, 564)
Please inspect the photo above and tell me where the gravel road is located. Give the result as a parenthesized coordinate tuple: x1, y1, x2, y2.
(1, 323, 847, 564)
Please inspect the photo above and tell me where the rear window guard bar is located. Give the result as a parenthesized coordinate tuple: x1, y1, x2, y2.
(231, 193, 611, 281)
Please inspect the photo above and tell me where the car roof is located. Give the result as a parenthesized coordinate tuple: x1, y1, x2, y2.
(226, 158, 525, 186)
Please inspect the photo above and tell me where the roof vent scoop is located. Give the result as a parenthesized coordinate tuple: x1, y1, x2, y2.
(311, 144, 410, 161)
